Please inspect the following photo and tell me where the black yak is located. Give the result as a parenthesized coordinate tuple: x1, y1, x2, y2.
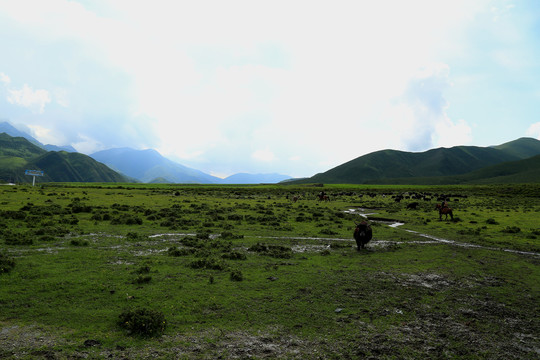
(353, 220, 373, 250)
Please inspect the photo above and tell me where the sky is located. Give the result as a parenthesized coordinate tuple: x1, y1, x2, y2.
(1, 0, 540, 179)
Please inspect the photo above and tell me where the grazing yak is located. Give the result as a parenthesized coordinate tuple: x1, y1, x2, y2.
(353, 220, 373, 250)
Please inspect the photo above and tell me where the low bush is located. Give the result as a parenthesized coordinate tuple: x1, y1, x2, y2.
(502, 226, 521, 234)
(0, 252, 15, 274)
(168, 246, 195, 257)
(111, 214, 143, 225)
(118, 308, 166, 337)
(222, 251, 247, 260)
(126, 232, 147, 241)
(248, 243, 292, 258)
(133, 274, 152, 284)
(70, 239, 89, 246)
(188, 257, 227, 271)
(230, 269, 243, 281)
(220, 231, 244, 239)
(3, 231, 33, 245)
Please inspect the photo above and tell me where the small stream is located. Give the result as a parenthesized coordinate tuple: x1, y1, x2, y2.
(345, 208, 540, 257)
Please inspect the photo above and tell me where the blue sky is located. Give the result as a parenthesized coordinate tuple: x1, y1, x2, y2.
(1, 0, 539, 178)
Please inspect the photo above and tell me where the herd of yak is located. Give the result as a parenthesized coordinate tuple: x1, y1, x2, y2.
(289, 190, 463, 251)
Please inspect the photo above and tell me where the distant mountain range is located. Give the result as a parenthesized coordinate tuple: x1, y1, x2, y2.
(2, 120, 539, 185)
(0, 121, 292, 184)
(90, 147, 222, 184)
(290, 137, 540, 185)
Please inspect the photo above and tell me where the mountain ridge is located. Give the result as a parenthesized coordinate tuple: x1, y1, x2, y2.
(0, 133, 129, 183)
(291, 137, 540, 184)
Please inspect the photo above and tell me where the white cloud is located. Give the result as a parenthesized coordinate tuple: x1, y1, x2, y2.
(26, 124, 57, 145)
(389, 63, 472, 150)
(71, 133, 104, 154)
(526, 122, 540, 139)
(251, 149, 276, 162)
(0, 72, 10, 85)
(7, 84, 51, 114)
(2, 0, 534, 177)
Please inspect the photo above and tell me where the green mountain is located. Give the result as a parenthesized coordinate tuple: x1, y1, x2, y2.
(0, 121, 42, 147)
(456, 154, 540, 184)
(0, 132, 46, 159)
(0, 133, 129, 183)
(293, 137, 540, 184)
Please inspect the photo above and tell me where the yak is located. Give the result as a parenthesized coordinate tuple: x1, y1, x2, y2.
(353, 220, 373, 250)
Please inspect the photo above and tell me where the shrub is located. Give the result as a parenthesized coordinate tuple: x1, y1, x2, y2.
(220, 231, 244, 239)
(222, 251, 247, 260)
(118, 308, 166, 337)
(126, 232, 147, 241)
(0, 253, 15, 274)
(486, 218, 499, 225)
(134, 265, 150, 274)
(267, 245, 293, 259)
(248, 243, 268, 253)
(111, 214, 143, 225)
(230, 269, 243, 281)
(39, 235, 56, 242)
(1, 210, 27, 220)
(320, 229, 338, 235)
(502, 226, 521, 234)
(248, 243, 292, 258)
(133, 274, 152, 284)
(188, 258, 227, 271)
(167, 247, 195, 257)
(3, 231, 33, 245)
(70, 239, 89, 246)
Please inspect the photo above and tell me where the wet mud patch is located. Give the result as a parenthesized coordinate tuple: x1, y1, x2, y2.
(0, 323, 66, 359)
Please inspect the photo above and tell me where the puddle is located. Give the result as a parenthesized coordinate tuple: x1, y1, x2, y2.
(346, 208, 540, 257)
(291, 244, 331, 253)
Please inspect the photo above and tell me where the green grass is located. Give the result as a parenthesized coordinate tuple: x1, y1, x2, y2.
(0, 183, 539, 359)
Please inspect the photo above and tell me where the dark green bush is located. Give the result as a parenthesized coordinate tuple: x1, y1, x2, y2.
(220, 231, 244, 239)
(70, 239, 89, 246)
(267, 245, 293, 259)
(3, 231, 33, 245)
(126, 232, 147, 241)
(486, 218, 499, 225)
(248, 243, 268, 252)
(502, 226, 521, 234)
(167, 247, 195, 257)
(248, 243, 292, 258)
(118, 308, 166, 337)
(134, 265, 150, 274)
(222, 251, 247, 260)
(133, 274, 152, 284)
(38, 235, 56, 242)
(230, 269, 243, 281)
(188, 258, 227, 270)
(111, 214, 143, 225)
(320, 229, 338, 235)
(0, 253, 15, 274)
(1, 210, 27, 220)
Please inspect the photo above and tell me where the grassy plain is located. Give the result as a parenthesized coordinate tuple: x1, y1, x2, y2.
(0, 183, 539, 359)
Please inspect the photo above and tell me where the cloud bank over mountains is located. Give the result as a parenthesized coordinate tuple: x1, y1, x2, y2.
(1, 0, 539, 178)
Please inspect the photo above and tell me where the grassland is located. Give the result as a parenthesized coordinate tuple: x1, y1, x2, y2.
(1, 183, 539, 359)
